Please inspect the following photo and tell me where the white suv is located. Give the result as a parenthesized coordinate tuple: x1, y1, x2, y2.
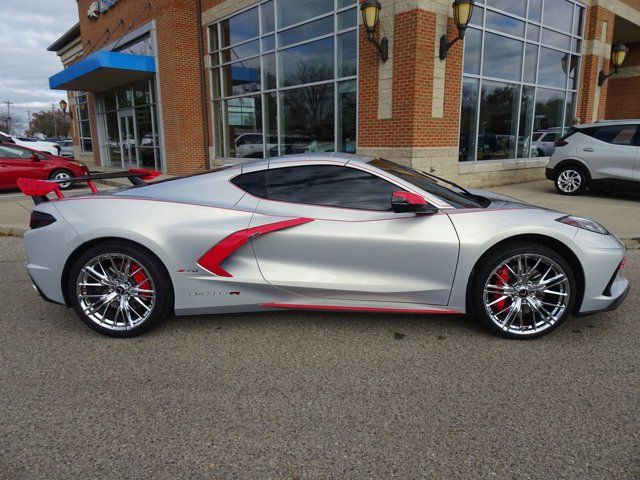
(546, 120, 639, 195)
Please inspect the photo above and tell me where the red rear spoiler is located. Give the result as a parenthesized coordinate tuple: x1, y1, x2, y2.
(17, 168, 161, 205)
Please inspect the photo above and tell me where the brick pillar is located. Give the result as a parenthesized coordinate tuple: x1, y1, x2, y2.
(155, 0, 208, 175)
(577, 6, 615, 123)
(357, 1, 463, 179)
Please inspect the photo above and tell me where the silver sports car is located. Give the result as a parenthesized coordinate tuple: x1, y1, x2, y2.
(20, 153, 629, 339)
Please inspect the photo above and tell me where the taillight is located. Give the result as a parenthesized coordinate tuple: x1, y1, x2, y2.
(620, 258, 626, 270)
(554, 139, 568, 147)
(30, 211, 56, 229)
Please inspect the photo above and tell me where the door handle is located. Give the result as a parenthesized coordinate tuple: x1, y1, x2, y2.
(583, 148, 595, 152)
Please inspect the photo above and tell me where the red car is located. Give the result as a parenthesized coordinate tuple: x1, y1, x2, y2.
(0, 142, 89, 191)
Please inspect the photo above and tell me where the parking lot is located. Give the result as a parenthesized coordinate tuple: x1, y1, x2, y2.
(1, 236, 638, 479)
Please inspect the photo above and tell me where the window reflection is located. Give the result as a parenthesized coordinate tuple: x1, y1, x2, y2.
(542, 0, 574, 32)
(279, 37, 334, 88)
(477, 81, 519, 160)
(460, 0, 582, 161)
(281, 85, 335, 155)
(210, 0, 357, 158)
(538, 47, 568, 88)
(482, 33, 523, 81)
(277, 0, 333, 29)
(220, 7, 259, 47)
(487, 0, 526, 18)
(459, 79, 479, 162)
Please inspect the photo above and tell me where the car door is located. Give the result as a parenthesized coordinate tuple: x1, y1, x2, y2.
(0, 145, 48, 188)
(580, 124, 638, 181)
(634, 127, 640, 181)
(242, 163, 460, 306)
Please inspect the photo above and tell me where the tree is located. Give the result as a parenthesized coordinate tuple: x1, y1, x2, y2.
(26, 110, 71, 138)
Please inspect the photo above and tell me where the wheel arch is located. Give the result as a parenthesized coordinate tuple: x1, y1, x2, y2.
(61, 236, 175, 308)
(465, 234, 585, 316)
(552, 159, 592, 182)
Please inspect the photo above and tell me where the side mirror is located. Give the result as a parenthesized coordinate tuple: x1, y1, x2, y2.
(31, 153, 40, 162)
(391, 191, 438, 215)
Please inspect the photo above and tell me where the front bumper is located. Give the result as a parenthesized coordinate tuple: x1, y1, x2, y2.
(545, 167, 555, 180)
(576, 282, 630, 316)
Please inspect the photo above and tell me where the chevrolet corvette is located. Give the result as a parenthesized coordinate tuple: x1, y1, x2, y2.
(19, 154, 629, 339)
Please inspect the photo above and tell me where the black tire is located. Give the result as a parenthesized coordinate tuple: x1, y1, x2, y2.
(554, 165, 588, 195)
(472, 241, 576, 340)
(67, 241, 173, 337)
(49, 169, 74, 190)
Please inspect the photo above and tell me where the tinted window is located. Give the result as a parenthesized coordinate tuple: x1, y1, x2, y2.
(593, 126, 637, 146)
(0, 145, 32, 159)
(231, 170, 267, 197)
(266, 165, 400, 211)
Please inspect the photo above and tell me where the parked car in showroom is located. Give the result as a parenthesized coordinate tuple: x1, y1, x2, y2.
(0, 142, 89, 190)
(532, 129, 563, 157)
(546, 120, 639, 195)
(0, 130, 61, 156)
(18, 154, 628, 340)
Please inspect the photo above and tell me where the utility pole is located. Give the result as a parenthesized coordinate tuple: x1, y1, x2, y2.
(51, 103, 58, 138)
(2, 100, 14, 133)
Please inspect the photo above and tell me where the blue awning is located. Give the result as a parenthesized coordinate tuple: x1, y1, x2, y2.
(49, 50, 155, 92)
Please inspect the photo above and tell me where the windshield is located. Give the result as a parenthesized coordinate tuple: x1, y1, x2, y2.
(368, 158, 482, 208)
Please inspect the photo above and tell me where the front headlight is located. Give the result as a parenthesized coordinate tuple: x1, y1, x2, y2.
(72, 161, 87, 168)
(556, 215, 609, 235)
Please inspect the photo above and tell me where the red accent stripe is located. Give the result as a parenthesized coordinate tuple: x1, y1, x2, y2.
(262, 303, 462, 315)
(197, 217, 313, 277)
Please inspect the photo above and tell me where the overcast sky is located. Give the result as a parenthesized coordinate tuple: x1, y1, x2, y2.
(0, 0, 79, 134)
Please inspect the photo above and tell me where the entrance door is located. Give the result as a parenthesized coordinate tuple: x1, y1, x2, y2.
(118, 110, 137, 169)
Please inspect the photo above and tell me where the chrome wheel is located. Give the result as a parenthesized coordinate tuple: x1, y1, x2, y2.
(483, 254, 571, 336)
(557, 169, 582, 193)
(76, 254, 156, 332)
(53, 171, 72, 189)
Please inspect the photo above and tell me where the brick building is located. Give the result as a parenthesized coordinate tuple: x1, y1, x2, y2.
(48, 0, 640, 187)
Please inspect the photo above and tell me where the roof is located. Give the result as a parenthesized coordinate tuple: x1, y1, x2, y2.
(47, 23, 81, 52)
(576, 119, 640, 128)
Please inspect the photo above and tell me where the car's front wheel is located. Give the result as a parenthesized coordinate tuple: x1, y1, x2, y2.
(472, 242, 576, 339)
(49, 169, 74, 190)
(555, 166, 587, 195)
(68, 241, 173, 337)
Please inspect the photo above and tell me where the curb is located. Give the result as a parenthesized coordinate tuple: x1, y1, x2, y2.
(1, 224, 639, 250)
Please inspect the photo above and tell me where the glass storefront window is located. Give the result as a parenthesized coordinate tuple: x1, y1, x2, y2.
(96, 79, 162, 171)
(460, 0, 584, 161)
(477, 81, 519, 161)
(209, 0, 358, 159)
(73, 92, 92, 153)
(459, 78, 479, 162)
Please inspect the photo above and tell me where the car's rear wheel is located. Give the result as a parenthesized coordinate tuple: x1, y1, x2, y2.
(472, 242, 576, 339)
(49, 169, 74, 190)
(68, 241, 173, 337)
(555, 166, 587, 195)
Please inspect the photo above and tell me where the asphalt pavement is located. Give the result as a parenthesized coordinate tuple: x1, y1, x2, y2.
(1, 237, 638, 478)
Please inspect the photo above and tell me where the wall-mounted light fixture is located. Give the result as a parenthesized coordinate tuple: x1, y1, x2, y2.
(439, 0, 474, 61)
(598, 43, 629, 86)
(361, 0, 388, 62)
(59, 99, 72, 118)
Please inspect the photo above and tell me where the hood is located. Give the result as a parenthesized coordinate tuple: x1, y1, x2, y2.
(468, 188, 540, 210)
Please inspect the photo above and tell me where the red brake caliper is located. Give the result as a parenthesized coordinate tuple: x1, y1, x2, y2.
(129, 262, 151, 298)
(493, 266, 511, 312)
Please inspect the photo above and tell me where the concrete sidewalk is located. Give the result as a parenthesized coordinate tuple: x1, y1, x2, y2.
(1, 179, 638, 248)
